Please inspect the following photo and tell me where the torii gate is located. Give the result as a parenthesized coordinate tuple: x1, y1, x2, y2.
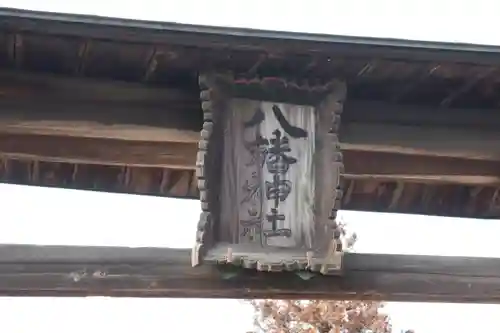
(0, 7, 499, 303)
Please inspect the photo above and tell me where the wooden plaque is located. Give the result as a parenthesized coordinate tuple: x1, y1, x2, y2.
(192, 74, 346, 274)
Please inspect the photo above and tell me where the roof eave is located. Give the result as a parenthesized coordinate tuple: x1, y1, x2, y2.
(2, 7, 500, 65)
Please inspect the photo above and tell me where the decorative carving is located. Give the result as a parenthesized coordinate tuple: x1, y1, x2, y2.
(192, 73, 230, 266)
(192, 74, 346, 274)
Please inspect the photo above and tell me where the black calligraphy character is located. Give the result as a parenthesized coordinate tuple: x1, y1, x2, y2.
(240, 226, 259, 241)
(242, 107, 269, 167)
(240, 170, 263, 242)
(243, 134, 268, 167)
(266, 208, 285, 232)
(266, 129, 297, 174)
(264, 208, 291, 237)
(240, 217, 262, 242)
(241, 227, 251, 237)
(265, 174, 292, 204)
(272, 105, 308, 139)
(240, 171, 261, 204)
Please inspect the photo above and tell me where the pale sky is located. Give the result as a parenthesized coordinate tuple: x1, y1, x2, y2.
(1, 1, 500, 332)
(2, 184, 500, 333)
(2, 0, 500, 45)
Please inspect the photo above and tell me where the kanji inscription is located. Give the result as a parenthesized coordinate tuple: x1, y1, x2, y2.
(225, 100, 315, 248)
(194, 74, 346, 273)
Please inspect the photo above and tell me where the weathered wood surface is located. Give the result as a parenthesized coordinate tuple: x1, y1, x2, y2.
(2, 134, 498, 185)
(196, 74, 345, 273)
(0, 244, 500, 303)
(0, 119, 200, 143)
(0, 72, 497, 185)
(221, 100, 318, 248)
(343, 100, 500, 128)
(2, 70, 500, 161)
(4, 157, 500, 219)
(0, 133, 197, 169)
(0, 158, 198, 198)
(0, 72, 201, 132)
(4, 115, 500, 161)
(2, 70, 500, 129)
(3, 7, 500, 68)
(0, 70, 197, 105)
(339, 123, 500, 160)
(0, 112, 496, 163)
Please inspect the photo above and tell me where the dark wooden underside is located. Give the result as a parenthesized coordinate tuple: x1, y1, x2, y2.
(4, 157, 500, 219)
(1, 244, 500, 303)
(3, 8, 500, 109)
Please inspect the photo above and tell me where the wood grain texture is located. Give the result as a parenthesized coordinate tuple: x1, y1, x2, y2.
(221, 100, 317, 248)
(0, 70, 201, 132)
(316, 81, 347, 274)
(3, 110, 500, 162)
(0, 133, 196, 169)
(339, 122, 500, 161)
(6, 107, 500, 161)
(223, 99, 259, 245)
(195, 74, 346, 274)
(261, 102, 316, 248)
(5, 158, 500, 219)
(0, 159, 197, 197)
(0, 119, 200, 142)
(3, 133, 500, 186)
(192, 72, 228, 266)
(0, 69, 193, 104)
(3, 69, 500, 161)
(1, 244, 500, 303)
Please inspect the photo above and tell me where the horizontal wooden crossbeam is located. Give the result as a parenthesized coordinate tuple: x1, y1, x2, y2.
(1, 133, 499, 185)
(1, 70, 500, 186)
(1, 244, 500, 303)
(0, 133, 197, 169)
(2, 117, 500, 161)
(2, 70, 500, 159)
(340, 122, 500, 161)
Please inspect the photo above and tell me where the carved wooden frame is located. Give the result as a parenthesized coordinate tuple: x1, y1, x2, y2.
(192, 73, 347, 274)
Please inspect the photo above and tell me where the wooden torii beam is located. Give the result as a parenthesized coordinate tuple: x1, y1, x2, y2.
(0, 244, 499, 303)
(2, 133, 499, 184)
(2, 70, 500, 186)
(2, 70, 500, 164)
